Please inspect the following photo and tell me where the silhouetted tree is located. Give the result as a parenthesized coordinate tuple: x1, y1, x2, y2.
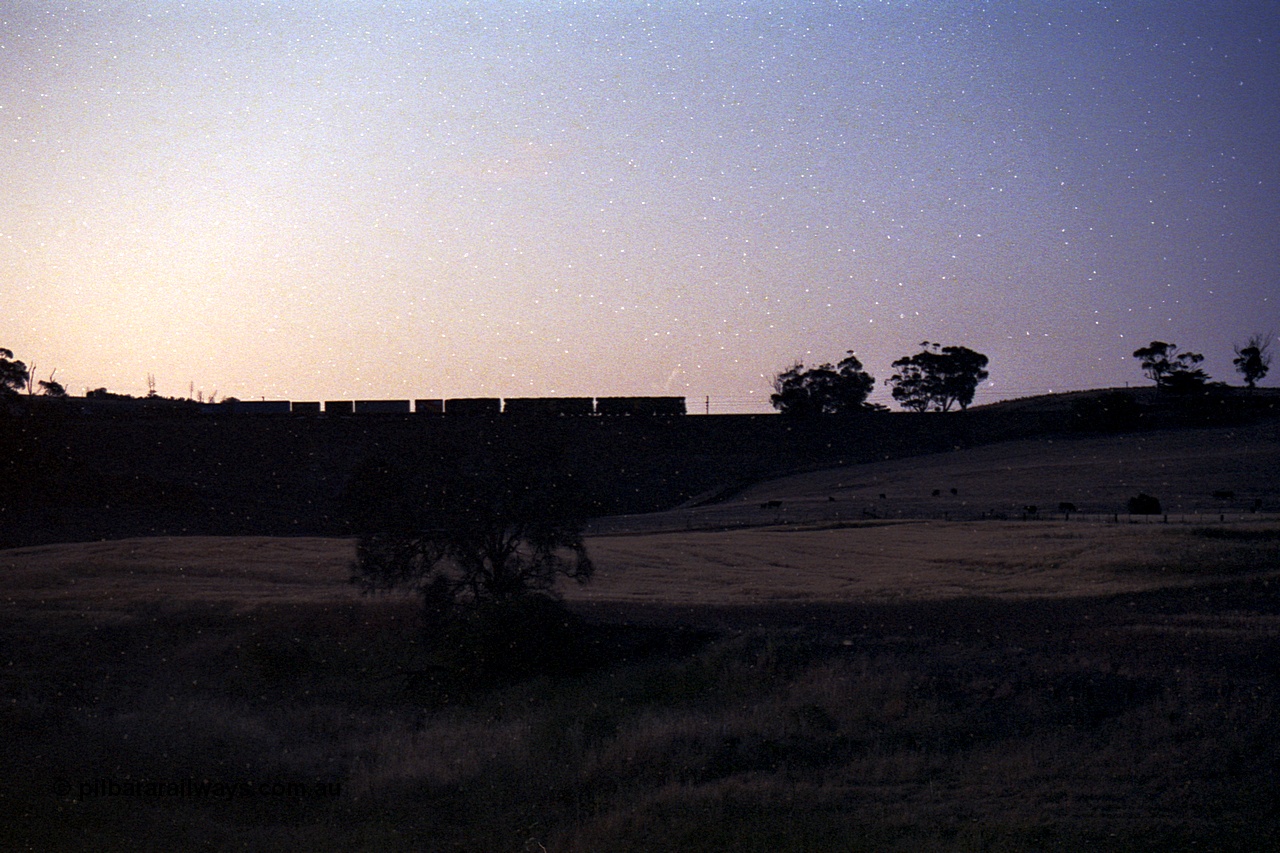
(770, 351, 877, 415)
(1162, 368, 1211, 395)
(0, 348, 29, 397)
(346, 453, 596, 680)
(886, 342, 989, 412)
(1128, 493, 1162, 515)
(37, 369, 66, 398)
(1132, 341, 1207, 392)
(1233, 333, 1272, 389)
(347, 457, 594, 616)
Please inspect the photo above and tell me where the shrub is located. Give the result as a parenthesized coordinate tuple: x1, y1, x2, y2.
(1128, 493, 1162, 515)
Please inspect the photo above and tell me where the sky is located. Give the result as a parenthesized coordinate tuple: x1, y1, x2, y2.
(2, 1, 1277, 412)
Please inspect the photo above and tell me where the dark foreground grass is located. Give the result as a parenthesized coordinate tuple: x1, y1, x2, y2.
(3, 579, 1280, 852)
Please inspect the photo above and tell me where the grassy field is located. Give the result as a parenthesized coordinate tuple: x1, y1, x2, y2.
(589, 420, 1280, 532)
(4, 519, 1279, 851)
(4, 423, 1280, 850)
(6, 519, 1274, 613)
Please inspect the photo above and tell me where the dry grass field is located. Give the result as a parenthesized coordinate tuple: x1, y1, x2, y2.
(6, 518, 1274, 617)
(580, 520, 1280, 605)
(4, 421, 1280, 851)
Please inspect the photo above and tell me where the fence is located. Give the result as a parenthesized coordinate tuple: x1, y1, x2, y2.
(586, 506, 1280, 536)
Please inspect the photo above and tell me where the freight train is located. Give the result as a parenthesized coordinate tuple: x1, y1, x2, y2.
(63, 395, 687, 417)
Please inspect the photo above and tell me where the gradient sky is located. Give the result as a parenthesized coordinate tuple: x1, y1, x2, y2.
(3, 1, 1277, 411)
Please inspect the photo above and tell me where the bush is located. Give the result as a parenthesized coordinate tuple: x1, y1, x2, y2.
(1128, 493, 1162, 515)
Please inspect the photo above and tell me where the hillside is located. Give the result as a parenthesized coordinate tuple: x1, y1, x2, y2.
(731, 419, 1280, 517)
(588, 418, 1280, 535)
(5, 393, 1280, 851)
(3, 386, 1278, 547)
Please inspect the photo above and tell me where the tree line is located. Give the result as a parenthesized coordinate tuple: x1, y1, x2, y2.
(4, 332, 1273, 415)
(770, 342, 992, 415)
(1132, 335, 1272, 394)
(0, 348, 66, 399)
(771, 333, 1274, 415)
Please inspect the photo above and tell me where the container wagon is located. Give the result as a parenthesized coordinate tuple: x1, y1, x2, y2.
(595, 396, 686, 416)
(502, 397, 595, 417)
(444, 398, 502, 416)
(354, 399, 411, 414)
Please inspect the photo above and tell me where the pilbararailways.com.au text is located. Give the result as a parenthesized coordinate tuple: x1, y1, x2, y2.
(60, 778, 341, 801)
